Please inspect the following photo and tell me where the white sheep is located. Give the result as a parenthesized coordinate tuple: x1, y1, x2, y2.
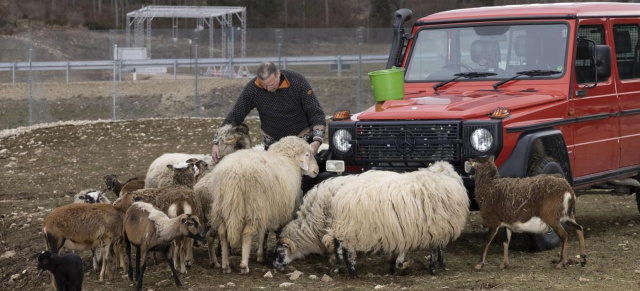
(207, 136, 319, 274)
(328, 161, 469, 277)
(73, 189, 111, 204)
(144, 123, 251, 189)
(273, 171, 400, 272)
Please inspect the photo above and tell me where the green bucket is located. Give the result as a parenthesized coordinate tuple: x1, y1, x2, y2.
(368, 67, 405, 102)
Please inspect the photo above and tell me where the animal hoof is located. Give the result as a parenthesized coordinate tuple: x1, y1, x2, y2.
(256, 257, 264, 264)
(239, 267, 250, 274)
(499, 263, 509, 269)
(474, 263, 484, 270)
(555, 262, 565, 269)
(222, 267, 232, 274)
(211, 262, 221, 268)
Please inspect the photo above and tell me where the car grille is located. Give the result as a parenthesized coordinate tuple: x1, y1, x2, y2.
(355, 121, 462, 166)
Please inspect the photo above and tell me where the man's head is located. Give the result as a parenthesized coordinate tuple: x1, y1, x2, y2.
(256, 62, 280, 92)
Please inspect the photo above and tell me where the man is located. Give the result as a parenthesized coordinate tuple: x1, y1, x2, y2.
(212, 62, 326, 164)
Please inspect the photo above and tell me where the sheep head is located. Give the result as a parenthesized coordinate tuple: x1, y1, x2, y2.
(112, 192, 142, 212)
(186, 158, 208, 182)
(217, 123, 252, 159)
(273, 237, 297, 272)
(468, 156, 498, 179)
(269, 136, 320, 178)
(178, 214, 206, 242)
(103, 174, 118, 192)
(37, 251, 55, 271)
(75, 190, 110, 204)
(167, 162, 198, 188)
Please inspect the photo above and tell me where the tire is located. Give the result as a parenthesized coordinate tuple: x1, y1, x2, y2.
(509, 157, 564, 252)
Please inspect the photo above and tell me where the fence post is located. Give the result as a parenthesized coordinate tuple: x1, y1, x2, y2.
(275, 29, 283, 67)
(12, 62, 15, 84)
(66, 61, 70, 84)
(112, 44, 117, 120)
(118, 59, 122, 82)
(194, 43, 199, 117)
(357, 27, 364, 112)
(28, 48, 33, 125)
(337, 56, 342, 77)
(174, 60, 177, 80)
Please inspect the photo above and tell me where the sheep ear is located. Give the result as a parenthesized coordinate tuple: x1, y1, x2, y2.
(78, 195, 85, 200)
(298, 153, 310, 171)
(166, 164, 173, 172)
(133, 196, 143, 202)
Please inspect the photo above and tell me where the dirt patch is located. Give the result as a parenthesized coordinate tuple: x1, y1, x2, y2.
(0, 119, 639, 290)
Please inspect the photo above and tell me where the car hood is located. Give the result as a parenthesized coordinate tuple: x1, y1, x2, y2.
(355, 90, 566, 120)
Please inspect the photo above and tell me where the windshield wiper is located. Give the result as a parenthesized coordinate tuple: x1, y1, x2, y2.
(492, 70, 561, 90)
(433, 72, 497, 91)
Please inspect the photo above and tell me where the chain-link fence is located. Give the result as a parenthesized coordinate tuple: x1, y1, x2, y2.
(0, 28, 393, 130)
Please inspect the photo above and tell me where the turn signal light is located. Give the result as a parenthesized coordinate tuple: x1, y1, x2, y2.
(489, 107, 510, 119)
(332, 110, 351, 120)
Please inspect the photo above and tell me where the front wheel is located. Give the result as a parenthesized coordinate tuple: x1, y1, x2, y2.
(509, 157, 564, 252)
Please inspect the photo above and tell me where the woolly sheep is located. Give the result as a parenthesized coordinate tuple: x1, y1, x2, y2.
(144, 123, 251, 189)
(273, 171, 400, 272)
(328, 161, 469, 277)
(208, 136, 319, 274)
(469, 156, 586, 270)
(73, 189, 111, 204)
(123, 201, 205, 291)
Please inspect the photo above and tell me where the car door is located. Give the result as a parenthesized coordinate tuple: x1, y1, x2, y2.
(569, 20, 620, 178)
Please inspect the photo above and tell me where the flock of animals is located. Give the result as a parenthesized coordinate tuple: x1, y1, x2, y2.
(35, 124, 587, 291)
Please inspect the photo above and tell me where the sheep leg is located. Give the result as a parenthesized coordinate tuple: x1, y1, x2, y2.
(164, 249, 182, 287)
(344, 248, 358, 278)
(99, 242, 111, 282)
(392, 252, 407, 276)
(218, 225, 232, 274)
(547, 221, 569, 268)
(136, 249, 148, 291)
(437, 247, 446, 269)
(239, 226, 254, 274)
(333, 238, 344, 274)
(256, 231, 267, 264)
(135, 247, 141, 282)
(206, 228, 220, 268)
(92, 248, 99, 271)
(125, 239, 133, 281)
(565, 217, 587, 267)
(475, 226, 499, 270)
(186, 237, 194, 269)
(429, 249, 437, 275)
(500, 228, 512, 269)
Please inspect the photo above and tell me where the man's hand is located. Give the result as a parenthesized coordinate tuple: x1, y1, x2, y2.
(310, 141, 321, 155)
(212, 144, 221, 165)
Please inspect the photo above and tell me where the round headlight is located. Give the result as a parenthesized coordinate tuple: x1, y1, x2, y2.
(332, 129, 352, 153)
(470, 128, 493, 152)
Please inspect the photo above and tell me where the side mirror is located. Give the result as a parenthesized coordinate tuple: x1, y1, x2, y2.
(595, 44, 611, 79)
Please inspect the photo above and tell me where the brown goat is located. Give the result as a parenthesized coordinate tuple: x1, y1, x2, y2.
(104, 174, 145, 197)
(470, 156, 586, 269)
(123, 201, 205, 291)
(42, 192, 138, 282)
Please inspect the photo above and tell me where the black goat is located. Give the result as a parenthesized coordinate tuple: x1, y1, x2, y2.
(37, 251, 83, 291)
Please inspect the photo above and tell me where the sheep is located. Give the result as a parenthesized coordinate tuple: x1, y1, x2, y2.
(122, 201, 205, 291)
(42, 192, 138, 282)
(144, 123, 251, 189)
(72, 189, 114, 272)
(322, 161, 469, 277)
(273, 171, 400, 273)
(469, 156, 586, 270)
(73, 189, 111, 204)
(37, 251, 83, 291)
(208, 136, 319, 274)
(131, 161, 204, 274)
(104, 175, 145, 197)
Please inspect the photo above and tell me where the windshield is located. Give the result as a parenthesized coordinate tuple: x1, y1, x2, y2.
(405, 23, 569, 82)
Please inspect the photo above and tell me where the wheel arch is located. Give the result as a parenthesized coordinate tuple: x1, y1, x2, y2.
(498, 129, 573, 185)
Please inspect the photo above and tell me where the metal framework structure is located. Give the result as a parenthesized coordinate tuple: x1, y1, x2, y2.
(125, 6, 246, 59)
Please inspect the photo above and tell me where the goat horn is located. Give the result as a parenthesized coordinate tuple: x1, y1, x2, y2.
(280, 237, 297, 254)
(223, 136, 238, 145)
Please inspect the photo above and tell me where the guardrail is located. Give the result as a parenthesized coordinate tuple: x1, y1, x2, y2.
(0, 54, 388, 83)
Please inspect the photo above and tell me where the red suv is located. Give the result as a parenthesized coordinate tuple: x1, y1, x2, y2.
(324, 3, 640, 250)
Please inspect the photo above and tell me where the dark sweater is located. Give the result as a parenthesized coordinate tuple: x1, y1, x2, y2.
(222, 70, 326, 142)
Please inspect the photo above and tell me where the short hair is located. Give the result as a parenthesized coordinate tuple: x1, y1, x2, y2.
(256, 62, 278, 79)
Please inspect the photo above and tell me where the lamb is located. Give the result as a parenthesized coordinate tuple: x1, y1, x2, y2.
(274, 171, 400, 272)
(74, 189, 111, 204)
(325, 161, 469, 277)
(37, 251, 83, 291)
(104, 175, 145, 197)
(131, 161, 204, 274)
(469, 156, 586, 269)
(122, 201, 205, 291)
(42, 192, 138, 282)
(144, 123, 251, 189)
(208, 136, 319, 274)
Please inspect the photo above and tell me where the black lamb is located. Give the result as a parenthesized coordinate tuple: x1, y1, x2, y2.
(37, 251, 83, 291)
